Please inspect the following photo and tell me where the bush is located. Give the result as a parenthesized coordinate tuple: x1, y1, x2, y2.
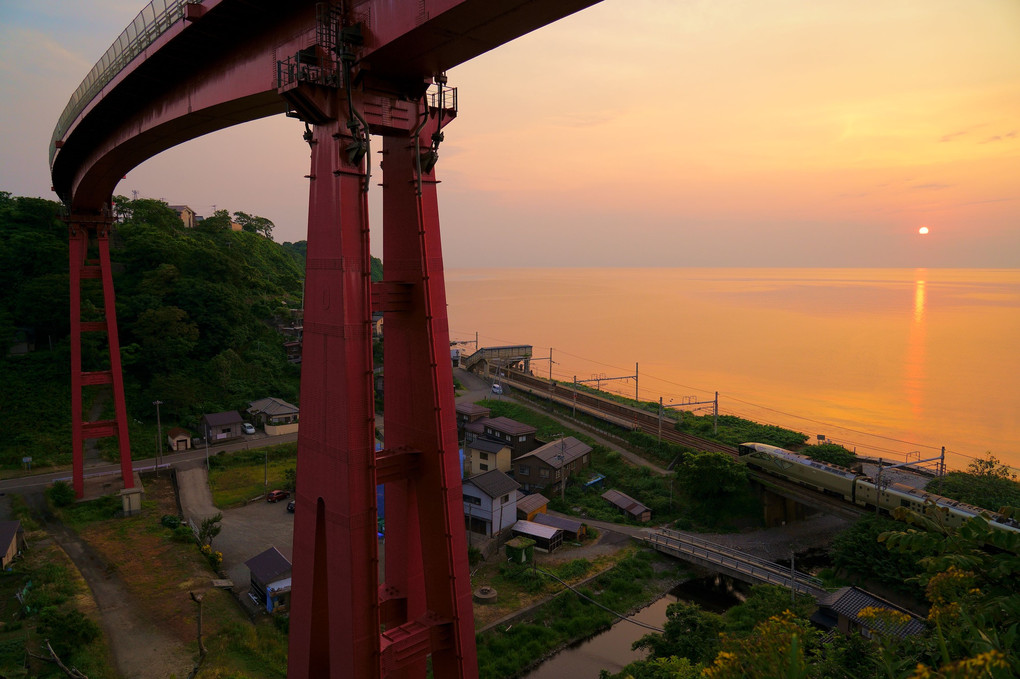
(172, 524, 195, 543)
(47, 480, 76, 507)
(467, 546, 483, 567)
(38, 607, 100, 658)
(161, 514, 181, 529)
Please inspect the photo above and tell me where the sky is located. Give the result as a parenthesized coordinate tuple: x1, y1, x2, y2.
(1, 0, 1018, 268)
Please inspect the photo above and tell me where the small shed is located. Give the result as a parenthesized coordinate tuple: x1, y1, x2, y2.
(0, 521, 24, 569)
(244, 546, 292, 613)
(602, 489, 651, 523)
(167, 427, 191, 452)
(505, 536, 535, 564)
(533, 513, 586, 541)
(515, 492, 549, 521)
(511, 520, 563, 553)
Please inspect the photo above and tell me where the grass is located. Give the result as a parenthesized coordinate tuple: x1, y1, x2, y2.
(51, 474, 290, 677)
(474, 549, 683, 678)
(208, 443, 297, 507)
(0, 509, 117, 678)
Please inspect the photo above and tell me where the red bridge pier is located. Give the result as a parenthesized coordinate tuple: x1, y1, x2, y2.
(286, 77, 476, 677)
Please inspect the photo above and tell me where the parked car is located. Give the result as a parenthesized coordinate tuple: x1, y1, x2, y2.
(242, 422, 256, 435)
(286, 500, 296, 513)
(491, 383, 503, 395)
(267, 489, 289, 503)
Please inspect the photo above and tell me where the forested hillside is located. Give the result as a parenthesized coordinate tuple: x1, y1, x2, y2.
(0, 191, 378, 470)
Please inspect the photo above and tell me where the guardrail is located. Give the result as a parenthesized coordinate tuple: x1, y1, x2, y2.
(50, 0, 204, 164)
(645, 528, 825, 596)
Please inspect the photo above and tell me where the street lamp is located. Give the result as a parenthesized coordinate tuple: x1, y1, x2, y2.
(153, 400, 163, 476)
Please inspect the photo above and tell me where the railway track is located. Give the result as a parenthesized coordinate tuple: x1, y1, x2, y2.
(500, 370, 736, 456)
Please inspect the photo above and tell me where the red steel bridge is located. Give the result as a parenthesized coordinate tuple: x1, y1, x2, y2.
(49, 1, 601, 677)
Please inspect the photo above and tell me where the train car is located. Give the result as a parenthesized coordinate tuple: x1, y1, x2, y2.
(737, 442, 858, 501)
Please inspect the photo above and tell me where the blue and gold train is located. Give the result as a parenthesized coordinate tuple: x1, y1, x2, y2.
(737, 442, 1020, 535)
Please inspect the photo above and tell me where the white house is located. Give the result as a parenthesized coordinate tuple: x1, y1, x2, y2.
(462, 469, 520, 537)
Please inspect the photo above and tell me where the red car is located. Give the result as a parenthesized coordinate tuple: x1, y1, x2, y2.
(266, 489, 290, 503)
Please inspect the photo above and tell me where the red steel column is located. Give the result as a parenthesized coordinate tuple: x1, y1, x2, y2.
(96, 223, 134, 489)
(288, 114, 379, 678)
(67, 217, 134, 498)
(68, 224, 87, 499)
(381, 111, 478, 678)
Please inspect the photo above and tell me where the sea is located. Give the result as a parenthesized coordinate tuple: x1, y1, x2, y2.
(445, 268, 1020, 473)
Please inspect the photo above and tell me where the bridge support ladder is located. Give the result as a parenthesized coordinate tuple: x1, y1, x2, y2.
(286, 81, 475, 677)
(68, 213, 134, 498)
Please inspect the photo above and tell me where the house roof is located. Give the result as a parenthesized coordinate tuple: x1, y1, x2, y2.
(203, 410, 243, 426)
(817, 586, 925, 638)
(167, 427, 190, 439)
(602, 489, 650, 516)
(466, 438, 509, 454)
(512, 520, 560, 541)
(0, 521, 21, 550)
(245, 546, 292, 583)
(456, 402, 490, 417)
(465, 469, 521, 499)
(479, 416, 536, 436)
(517, 437, 591, 468)
(248, 397, 299, 416)
(533, 513, 583, 534)
(515, 492, 549, 515)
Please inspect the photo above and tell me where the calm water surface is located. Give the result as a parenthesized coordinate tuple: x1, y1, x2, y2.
(445, 268, 1020, 471)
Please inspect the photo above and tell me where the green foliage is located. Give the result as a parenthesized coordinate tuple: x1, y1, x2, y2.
(173, 524, 195, 543)
(38, 607, 100, 658)
(46, 481, 76, 508)
(721, 585, 814, 633)
(801, 443, 857, 468)
(633, 600, 723, 665)
(160, 514, 181, 529)
(931, 458, 1020, 513)
(676, 451, 749, 501)
(829, 514, 926, 598)
(679, 413, 808, 449)
(467, 545, 483, 567)
(199, 512, 223, 547)
(58, 494, 123, 527)
(0, 193, 316, 464)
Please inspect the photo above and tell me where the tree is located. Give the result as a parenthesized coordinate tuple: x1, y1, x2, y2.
(632, 601, 722, 665)
(198, 512, 223, 547)
(233, 210, 275, 239)
(676, 451, 749, 502)
(967, 453, 1015, 480)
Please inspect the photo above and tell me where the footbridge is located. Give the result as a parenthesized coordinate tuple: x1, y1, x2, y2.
(645, 528, 827, 598)
(50, 1, 602, 677)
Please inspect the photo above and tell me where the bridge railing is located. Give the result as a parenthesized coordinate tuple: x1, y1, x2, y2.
(647, 528, 824, 594)
(50, 0, 204, 165)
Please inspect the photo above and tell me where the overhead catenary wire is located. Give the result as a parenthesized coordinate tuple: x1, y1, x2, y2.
(450, 330, 1013, 473)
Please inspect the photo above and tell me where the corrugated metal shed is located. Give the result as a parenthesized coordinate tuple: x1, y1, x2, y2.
(515, 492, 549, 516)
(533, 513, 584, 538)
(602, 489, 651, 521)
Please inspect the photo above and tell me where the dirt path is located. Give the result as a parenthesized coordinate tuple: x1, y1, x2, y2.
(43, 514, 194, 679)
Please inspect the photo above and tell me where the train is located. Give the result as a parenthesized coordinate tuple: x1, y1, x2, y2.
(737, 442, 1020, 536)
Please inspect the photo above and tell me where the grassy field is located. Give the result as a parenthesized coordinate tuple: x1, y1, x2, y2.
(56, 474, 290, 677)
(207, 443, 297, 507)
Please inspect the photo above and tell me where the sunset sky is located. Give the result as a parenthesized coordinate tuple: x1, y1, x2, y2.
(2, 0, 1018, 267)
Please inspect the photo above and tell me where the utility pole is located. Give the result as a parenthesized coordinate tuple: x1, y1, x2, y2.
(153, 400, 163, 477)
(714, 391, 719, 435)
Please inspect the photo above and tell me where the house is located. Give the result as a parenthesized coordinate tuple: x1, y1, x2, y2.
(248, 397, 299, 435)
(812, 587, 925, 639)
(513, 437, 592, 494)
(0, 521, 24, 568)
(533, 513, 586, 541)
(515, 491, 549, 521)
(510, 520, 563, 553)
(169, 204, 196, 228)
(372, 312, 384, 338)
(462, 469, 521, 537)
(463, 437, 511, 477)
(244, 546, 292, 614)
(200, 410, 244, 443)
(283, 340, 302, 364)
(166, 427, 191, 452)
(455, 403, 490, 441)
(464, 416, 537, 459)
(602, 489, 651, 523)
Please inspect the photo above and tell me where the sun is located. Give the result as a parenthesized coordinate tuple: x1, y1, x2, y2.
(918, 226, 930, 235)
